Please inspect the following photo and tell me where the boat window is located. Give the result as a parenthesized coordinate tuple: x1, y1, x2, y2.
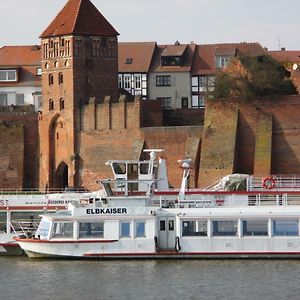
(52, 222, 73, 238)
(79, 222, 104, 238)
(212, 220, 237, 236)
(35, 219, 51, 239)
(112, 163, 126, 174)
(0, 212, 6, 232)
(273, 220, 299, 236)
(135, 221, 146, 238)
(120, 221, 131, 238)
(168, 220, 175, 231)
(242, 220, 268, 236)
(140, 163, 150, 175)
(182, 220, 207, 236)
(160, 220, 166, 231)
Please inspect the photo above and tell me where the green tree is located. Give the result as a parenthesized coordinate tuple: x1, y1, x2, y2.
(210, 54, 297, 102)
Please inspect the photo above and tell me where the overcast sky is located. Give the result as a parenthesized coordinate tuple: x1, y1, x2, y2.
(0, 0, 299, 50)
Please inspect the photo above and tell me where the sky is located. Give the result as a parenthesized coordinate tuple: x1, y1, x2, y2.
(0, 0, 299, 50)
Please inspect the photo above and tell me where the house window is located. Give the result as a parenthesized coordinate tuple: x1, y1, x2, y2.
(216, 55, 231, 68)
(60, 38, 65, 47)
(36, 67, 42, 76)
(0, 93, 7, 106)
(0, 70, 17, 82)
(124, 74, 131, 90)
(16, 94, 24, 105)
(58, 73, 63, 84)
(49, 74, 54, 85)
(125, 58, 133, 64)
(118, 74, 123, 89)
(157, 97, 172, 109)
(192, 95, 205, 108)
(134, 74, 141, 89)
(161, 56, 181, 66)
(49, 99, 54, 111)
(59, 98, 64, 110)
(156, 75, 171, 86)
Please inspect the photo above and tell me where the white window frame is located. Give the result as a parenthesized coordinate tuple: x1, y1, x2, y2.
(0, 70, 17, 82)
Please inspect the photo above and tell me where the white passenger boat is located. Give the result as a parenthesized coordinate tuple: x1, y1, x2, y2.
(0, 189, 100, 255)
(15, 150, 300, 258)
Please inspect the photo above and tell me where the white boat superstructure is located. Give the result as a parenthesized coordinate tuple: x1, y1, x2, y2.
(15, 149, 300, 258)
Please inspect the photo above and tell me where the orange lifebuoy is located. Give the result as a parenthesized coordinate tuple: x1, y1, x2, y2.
(262, 176, 276, 189)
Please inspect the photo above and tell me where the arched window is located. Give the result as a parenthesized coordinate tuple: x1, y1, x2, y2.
(59, 98, 64, 110)
(49, 74, 54, 85)
(49, 99, 54, 111)
(58, 72, 63, 84)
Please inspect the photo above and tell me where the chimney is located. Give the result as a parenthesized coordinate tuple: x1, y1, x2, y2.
(281, 47, 286, 51)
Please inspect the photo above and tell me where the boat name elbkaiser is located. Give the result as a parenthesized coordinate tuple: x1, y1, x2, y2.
(86, 208, 128, 215)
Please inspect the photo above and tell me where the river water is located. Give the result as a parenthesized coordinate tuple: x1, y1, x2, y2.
(1, 257, 300, 300)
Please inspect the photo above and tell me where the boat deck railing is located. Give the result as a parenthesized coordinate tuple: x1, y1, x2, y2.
(249, 175, 300, 191)
(9, 219, 40, 238)
(151, 191, 300, 208)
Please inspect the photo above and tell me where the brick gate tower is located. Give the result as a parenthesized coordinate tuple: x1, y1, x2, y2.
(39, 0, 119, 189)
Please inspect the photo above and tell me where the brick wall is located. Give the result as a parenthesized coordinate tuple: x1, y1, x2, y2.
(0, 113, 38, 189)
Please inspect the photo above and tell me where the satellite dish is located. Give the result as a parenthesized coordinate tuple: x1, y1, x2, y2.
(292, 63, 298, 71)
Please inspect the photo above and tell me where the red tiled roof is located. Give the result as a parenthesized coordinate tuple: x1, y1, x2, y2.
(150, 43, 196, 73)
(192, 42, 266, 75)
(0, 46, 41, 86)
(118, 42, 156, 73)
(269, 50, 300, 63)
(0, 45, 41, 66)
(161, 44, 187, 57)
(40, 0, 118, 38)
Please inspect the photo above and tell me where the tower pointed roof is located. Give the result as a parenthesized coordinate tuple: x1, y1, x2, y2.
(40, 0, 119, 38)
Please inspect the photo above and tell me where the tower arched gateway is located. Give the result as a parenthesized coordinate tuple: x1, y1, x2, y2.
(38, 0, 119, 189)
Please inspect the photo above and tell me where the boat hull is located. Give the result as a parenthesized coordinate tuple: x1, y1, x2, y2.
(16, 239, 300, 259)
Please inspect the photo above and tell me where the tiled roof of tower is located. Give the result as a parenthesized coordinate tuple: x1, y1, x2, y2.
(192, 42, 266, 75)
(40, 0, 119, 38)
(118, 42, 156, 73)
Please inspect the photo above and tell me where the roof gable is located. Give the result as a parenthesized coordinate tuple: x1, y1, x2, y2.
(40, 0, 118, 38)
(192, 42, 266, 75)
(118, 42, 156, 73)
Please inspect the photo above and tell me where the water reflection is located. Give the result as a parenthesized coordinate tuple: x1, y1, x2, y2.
(1, 257, 300, 300)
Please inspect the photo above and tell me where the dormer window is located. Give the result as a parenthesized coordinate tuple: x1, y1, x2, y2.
(215, 55, 231, 68)
(125, 58, 133, 64)
(161, 56, 182, 66)
(0, 70, 17, 82)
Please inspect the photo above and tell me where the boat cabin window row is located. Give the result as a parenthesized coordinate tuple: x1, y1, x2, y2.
(36, 219, 147, 240)
(181, 219, 299, 237)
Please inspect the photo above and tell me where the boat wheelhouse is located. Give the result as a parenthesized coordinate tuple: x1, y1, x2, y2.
(15, 150, 300, 258)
